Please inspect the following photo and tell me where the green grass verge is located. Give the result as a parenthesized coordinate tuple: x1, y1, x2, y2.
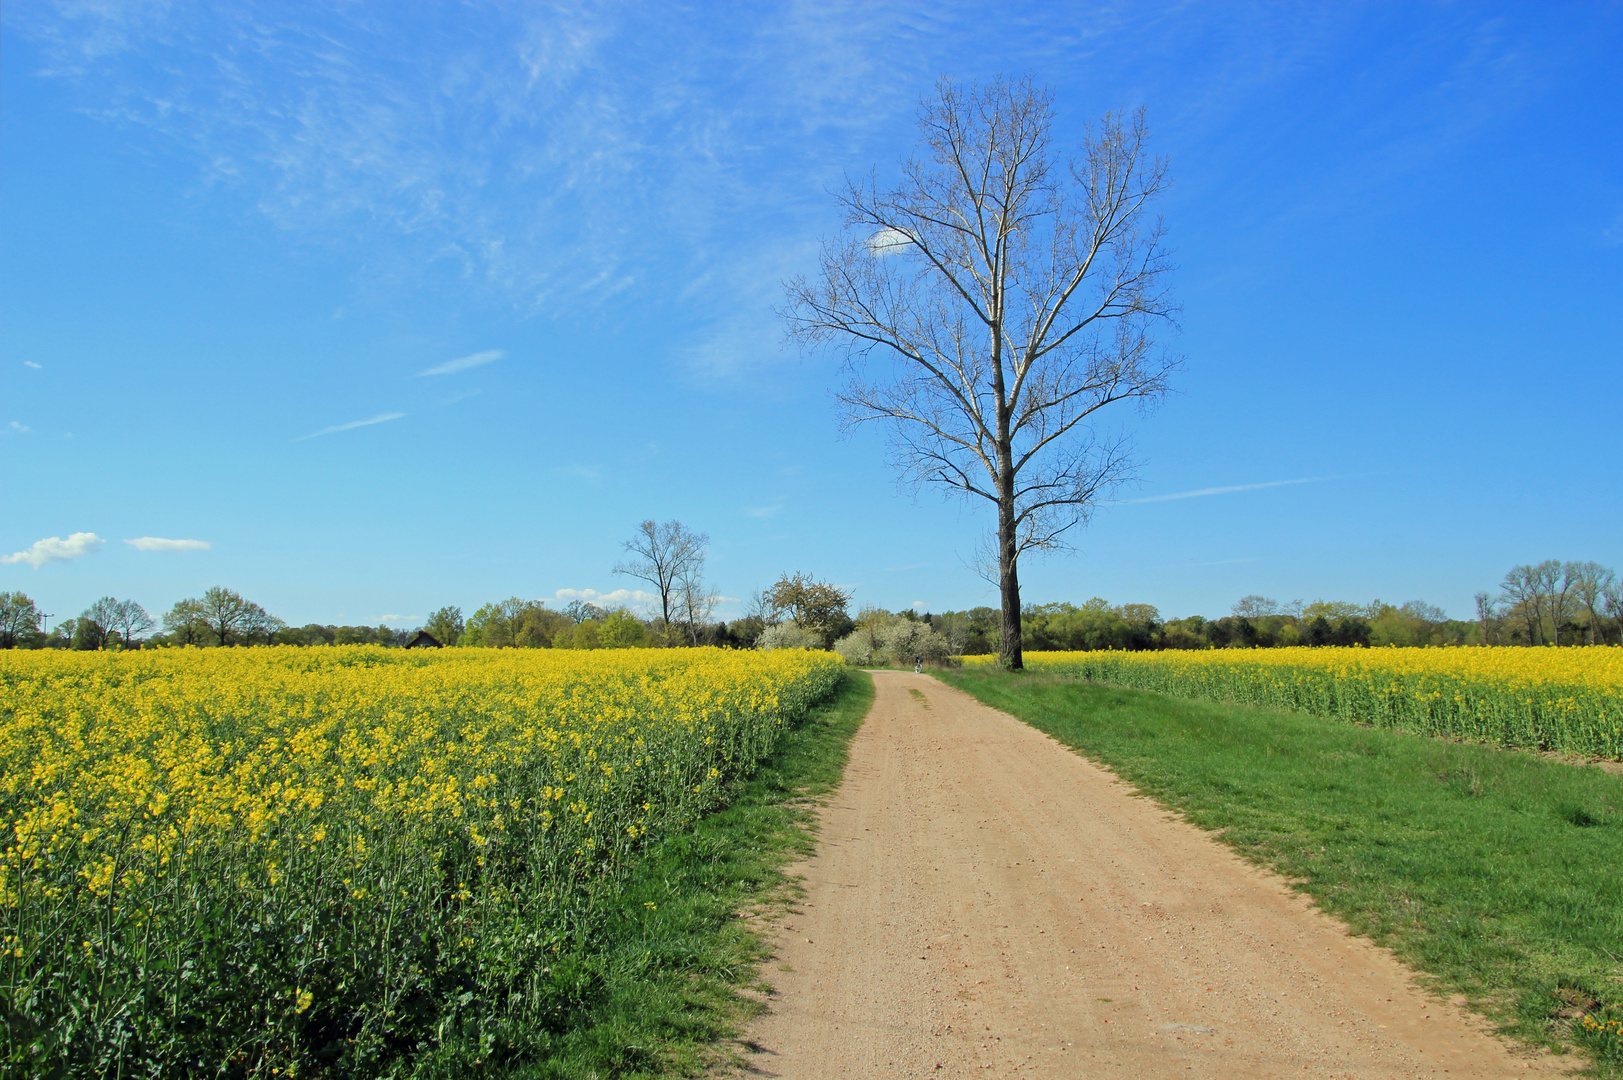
(937, 668, 1623, 1074)
(414, 669, 874, 1079)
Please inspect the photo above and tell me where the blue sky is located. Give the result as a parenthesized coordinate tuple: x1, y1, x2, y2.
(3, 1, 1619, 629)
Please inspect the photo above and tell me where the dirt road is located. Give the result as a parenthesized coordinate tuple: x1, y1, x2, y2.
(739, 671, 1569, 1079)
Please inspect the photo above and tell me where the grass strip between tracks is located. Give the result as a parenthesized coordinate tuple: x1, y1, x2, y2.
(417, 668, 874, 1080)
(937, 668, 1623, 1075)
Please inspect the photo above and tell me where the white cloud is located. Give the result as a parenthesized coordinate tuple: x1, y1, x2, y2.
(744, 504, 782, 518)
(2, 532, 105, 569)
(124, 537, 211, 552)
(295, 412, 406, 441)
(1117, 477, 1329, 504)
(377, 614, 423, 625)
(554, 587, 659, 611)
(418, 349, 504, 377)
(23, 361, 41, 369)
(6, 422, 29, 434)
(868, 227, 914, 256)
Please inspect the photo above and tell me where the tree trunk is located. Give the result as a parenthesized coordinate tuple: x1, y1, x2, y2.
(997, 493, 1023, 671)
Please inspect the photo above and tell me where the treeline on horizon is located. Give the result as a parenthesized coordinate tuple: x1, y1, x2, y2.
(1, 558, 1618, 653)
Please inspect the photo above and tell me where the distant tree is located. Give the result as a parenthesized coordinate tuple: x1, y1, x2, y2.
(275, 623, 335, 646)
(423, 606, 465, 647)
(108, 598, 155, 648)
(465, 598, 565, 648)
(75, 597, 122, 650)
(0, 592, 40, 648)
(73, 618, 108, 651)
(562, 601, 608, 624)
(249, 608, 286, 645)
(47, 617, 79, 650)
(162, 598, 211, 645)
(1118, 603, 1160, 627)
(1304, 615, 1334, 647)
(764, 573, 851, 647)
(1474, 592, 1504, 646)
(194, 584, 264, 643)
(726, 614, 766, 649)
(1231, 595, 1279, 619)
(1499, 565, 1544, 646)
(1300, 600, 1365, 622)
(673, 565, 716, 647)
(1565, 561, 1614, 646)
(1605, 580, 1623, 645)
(783, 78, 1178, 669)
(600, 609, 646, 648)
(614, 520, 708, 630)
(1333, 617, 1371, 648)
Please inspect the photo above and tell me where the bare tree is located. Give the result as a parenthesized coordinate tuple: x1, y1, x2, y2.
(1499, 565, 1545, 645)
(1566, 561, 1615, 646)
(1474, 591, 1503, 646)
(674, 566, 717, 647)
(109, 599, 155, 648)
(80, 597, 122, 650)
(1231, 595, 1279, 618)
(241, 605, 285, 646)
(614, 520, 708, 631)
(1532, 560, 1567, 645)
(783, 77, 1178, 669)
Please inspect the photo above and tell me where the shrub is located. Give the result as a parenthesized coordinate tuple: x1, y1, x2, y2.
(757, 622, 823, 651)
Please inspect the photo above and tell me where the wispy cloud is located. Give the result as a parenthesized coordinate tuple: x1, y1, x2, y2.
(124, 537, 211, 552)
(744, 504, 782, 518)
(6, 422, 29, 434)
(377, 614, 422, 625)
(1118, 477, 1329, 504)
(2, 532, 104, 568)
(437, 388, 482, 407)
(294, 412, 405, 441)
(23, 361, 41, 369)
(6, 3, 930, 328)
(418, 349, 503, 377)
(555, 464, 603, 482)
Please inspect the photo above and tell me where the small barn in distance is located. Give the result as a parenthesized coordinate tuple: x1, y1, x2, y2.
(406, 630, 443, 649)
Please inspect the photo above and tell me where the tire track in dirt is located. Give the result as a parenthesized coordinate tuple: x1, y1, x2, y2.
(737, 670, 1572, 1079)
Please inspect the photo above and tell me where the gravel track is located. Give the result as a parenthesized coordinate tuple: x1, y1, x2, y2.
(737, 670, 1571, 1079)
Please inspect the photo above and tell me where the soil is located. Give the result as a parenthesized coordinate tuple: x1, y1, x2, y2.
(736, 671, 1575, 1079)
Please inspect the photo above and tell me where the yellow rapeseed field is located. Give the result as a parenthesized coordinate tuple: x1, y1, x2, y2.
(0, 645, 844, 1076)
(966, 647, 1623, 757)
